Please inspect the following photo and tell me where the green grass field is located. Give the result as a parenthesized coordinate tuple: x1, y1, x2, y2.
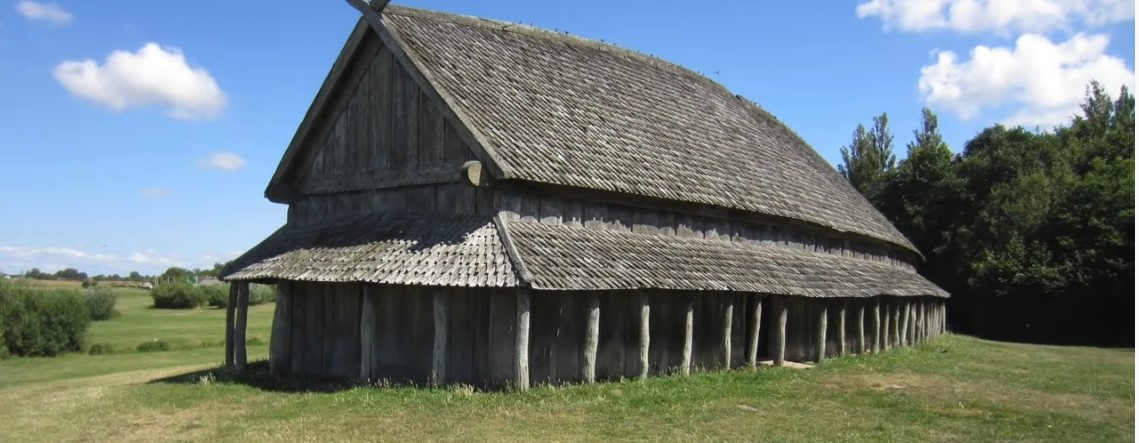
(0, 288, 1132, 442)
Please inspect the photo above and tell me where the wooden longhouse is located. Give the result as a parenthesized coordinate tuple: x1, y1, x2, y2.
(219, 2, 949, 389)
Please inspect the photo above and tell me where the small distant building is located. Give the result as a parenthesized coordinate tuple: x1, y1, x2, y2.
(220, 3, 948, 389)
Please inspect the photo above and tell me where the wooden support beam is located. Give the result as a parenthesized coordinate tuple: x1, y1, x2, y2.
(872, 298, 881, 353)
(681, 295, 694, 376)
(432, 291, 449, 386)
(857, 301, 866, 354)
(902, 301, 911, 347)
(721, 297, 734, 370)
(225, 283, 237, 368)
(637, 291, 650, 380)
(359, 285, 377, 381)
(270, 282, 293, 377)
(514, 289, 531, 391)
(892, 301, 901, 348)
(837, 300, 847, 356)
(775, 296, 788, 367)
(816, 302, 828, 362)
(235, 282, 250, 372)
(882, 299, 891, 350)
(746, 295, 762, 368)
(581, 292, 600, 383)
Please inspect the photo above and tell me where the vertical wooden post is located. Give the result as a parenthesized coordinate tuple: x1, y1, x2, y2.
(514, 289, 531, 391)
(235, 282, 250, 372)
(856, 301, 866, 354)
(882, 298, 891, 350)
(815, 302, 828, 362)
(747, 295, 762, 368)
(721, 297, 733, 370)
(837, 300, 847, 356)
(941, 302, 946, 335)
(637, 291, 650, 380)
(681, 295, 694, 376)
(872, 298, 881, 353)
(901, 301, 911, 346)
(774, 296, 788, 367)
(225, 283, 237, 368)
(581, 292, 600, 383)
(919, 300, 927, 341)
(270, 282, 293, 377)
(432, 291, 449, 386)
(892, 301, 901, 348)
(359, 285, 376, 382)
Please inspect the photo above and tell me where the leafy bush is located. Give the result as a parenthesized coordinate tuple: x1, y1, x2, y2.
(0, 280, 90, 357)
(201, 285, 228, 308)
(84, 287, 118, 321)
(87, 343, 117, 355)
(248, 284, 276, 306)
(151, 282, 203, 309)
(136, 339, 170, 353)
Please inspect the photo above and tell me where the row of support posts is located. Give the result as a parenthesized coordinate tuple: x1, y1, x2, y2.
(256, 283, 948, 387)
(224, 282, 250, 372)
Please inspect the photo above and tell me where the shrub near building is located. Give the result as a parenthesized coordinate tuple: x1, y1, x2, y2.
(0, 279, 91, 357)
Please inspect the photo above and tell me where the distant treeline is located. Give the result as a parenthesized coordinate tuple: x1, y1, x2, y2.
(14, 262, 233, 283)
(839, 82, 1133, 347)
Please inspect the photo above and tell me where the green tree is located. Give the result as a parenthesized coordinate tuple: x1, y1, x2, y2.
(838, 113, 896, 202)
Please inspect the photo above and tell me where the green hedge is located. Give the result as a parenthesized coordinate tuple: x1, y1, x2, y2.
(152, 282, 275, 309)
(84, 287, 117, 321)
(0, 280, 91, 357)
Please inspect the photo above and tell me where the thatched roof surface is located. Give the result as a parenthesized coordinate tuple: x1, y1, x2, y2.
(221, 213, 946, 298)
(220, 212, 518, 287)
(508, 220, 948, 297)
(381, 6, 917, 252)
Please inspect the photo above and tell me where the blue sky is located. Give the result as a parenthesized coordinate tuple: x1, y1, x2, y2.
(0, 0, 1133, 276)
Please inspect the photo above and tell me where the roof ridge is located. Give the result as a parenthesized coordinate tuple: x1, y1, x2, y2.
(383, 4, 711, 84)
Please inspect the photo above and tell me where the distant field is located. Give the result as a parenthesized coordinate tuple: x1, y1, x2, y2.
(86, 288, 275, 353)
(0, 287, 1131, 443)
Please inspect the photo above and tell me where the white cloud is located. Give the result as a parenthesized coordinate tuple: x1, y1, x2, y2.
(201, 151, 246, 171)
(15, 1, 72, 25)
(857, 0, 1135, 35)
(53, 43, 227, 120)
(0, 245, 230, 275)
(918, 33, 1135, 127)
(141, 187, 171, 197)
(129, 251, 183, 267)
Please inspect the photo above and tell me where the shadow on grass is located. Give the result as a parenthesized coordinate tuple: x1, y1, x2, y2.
(148, 360, 436, 393)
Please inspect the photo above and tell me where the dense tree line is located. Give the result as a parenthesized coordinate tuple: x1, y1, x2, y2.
(15, 262, 231, 283)
(840, 82, 1134, 346)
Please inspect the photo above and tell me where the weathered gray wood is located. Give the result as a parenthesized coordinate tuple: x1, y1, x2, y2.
(582, 292, 600, 383)
(888, 300, 897, 348)
(432, 291, 448, 386)
(901, 301, 911, 347)
(873, 299, 881, 353)
(815, 303, 827, 362)
(721, 297, 733, 369)
(487, 289, 516, 388)
(747, 295, 762, 367)
(235, 282, 250, 372)
(303, 162, 467, 195)
(225, 283, 237, 368)
(882, 299, 891, 350)
(837, 300, 847, 356)
(270, 282, 293, 377)
(637, 291, 650, 380)
(680, 295, 694, 376)
(359, 285, 376, 381)
(856, 302, 866, 354)
(514, 289, 531, 391)
(775, 296, 788, 366)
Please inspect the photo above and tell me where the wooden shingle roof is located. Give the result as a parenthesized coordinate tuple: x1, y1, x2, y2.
(221, 214, 946, 298)
(380, 6, 918, 252)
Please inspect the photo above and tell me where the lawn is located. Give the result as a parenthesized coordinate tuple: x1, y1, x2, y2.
(85, 288, 275, 353)
(0, 289, 1131, 442)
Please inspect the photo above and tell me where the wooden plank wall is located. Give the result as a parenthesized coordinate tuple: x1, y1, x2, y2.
(495, 187, 917, 271)
(289, 37, 491, 225)
(285, 282, 362, 378)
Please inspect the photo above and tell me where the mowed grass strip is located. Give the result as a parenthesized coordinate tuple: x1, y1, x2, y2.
(0, 334, 1131, 443)
(85, 288, 274, 353)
